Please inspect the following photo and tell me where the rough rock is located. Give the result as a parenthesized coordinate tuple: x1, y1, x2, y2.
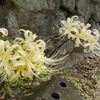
(16, 0, 60, 12)
(76, 0, 93, 23)
(6, 11, 20, 38)
(0, 0, 12, 27)
(28, 11, 65, 36)
(14, 0, 65, 36)
(89, 19, 100, 32)
(93, 3, 100, 22)
(0, 0, 6, 4)
(93, 0, 100, 3)
(16, 10, 65, 37)
(61, 0, 76, 12)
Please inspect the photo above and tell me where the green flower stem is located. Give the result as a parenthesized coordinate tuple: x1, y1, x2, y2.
(49, 39, 69, 57)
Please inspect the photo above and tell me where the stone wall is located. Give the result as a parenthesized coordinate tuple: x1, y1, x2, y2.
(1, 0, 100, 37)
(14, 0, 100, 35)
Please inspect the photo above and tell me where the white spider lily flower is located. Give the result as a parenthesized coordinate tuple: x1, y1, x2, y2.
(0, 28, 8, 36)
(12, 44, 49, 80)
(0, 67, 6, 83)
(14, 29, 61, 65)
(62, 27, 90, 47)
(0, 28, 66, 82)
(72, 28, 92, 47)
(79, 23, 91, 37)
(80, 23, 91, 30)
(92, 29, 100, 40)
(16, 35, 46, 63)
(0, 41, 19, 82)
(59, 16, 81, 38)
(8, 65, 28, 81)
(83, 29, 100, 57)
(36, 40, 46, 51)
(7, 47, 41, 80)
(14, 30, 37, 45)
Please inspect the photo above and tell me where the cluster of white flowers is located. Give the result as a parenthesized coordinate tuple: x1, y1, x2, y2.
(59, 16, 100, 57)
(0, 15, 100, 83)
(0, 28, 60, 83)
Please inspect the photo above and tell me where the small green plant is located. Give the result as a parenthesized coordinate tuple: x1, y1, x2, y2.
(11, 0, 18, 5)
(0, 78, 31, 98)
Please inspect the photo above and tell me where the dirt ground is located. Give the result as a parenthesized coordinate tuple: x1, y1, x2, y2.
(74, 57, 100, 100)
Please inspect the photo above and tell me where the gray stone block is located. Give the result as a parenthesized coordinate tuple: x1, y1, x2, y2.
(21, 77, 82, 100)
(61, 0, 76, 12)
(77, 0, 93, 23)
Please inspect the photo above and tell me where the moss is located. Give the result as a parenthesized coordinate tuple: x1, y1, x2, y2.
(11, 0, 18, 5)
(12, 9, 18, 16)
(19, 8, 25, 13)
(0, 36, 14, 44)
